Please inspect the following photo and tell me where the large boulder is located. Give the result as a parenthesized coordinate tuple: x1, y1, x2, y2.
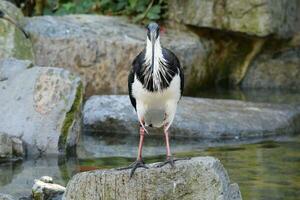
(0, 1, 34, 60)
(83, 95, 300, 139)
(0, 59, 83, 155)
(169, 0, 300, 38)
(242, 47, 300, 89)
(24, 15, 204, 96)
(63, 156, 241, 200)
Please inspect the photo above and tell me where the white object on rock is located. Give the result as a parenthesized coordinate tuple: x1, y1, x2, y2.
(32, 179, 65, 200)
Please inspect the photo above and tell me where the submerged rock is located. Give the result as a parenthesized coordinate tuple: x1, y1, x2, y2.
(83, 95, 300, 139)
(0, 59, 83, 155)
(63, 156, 241, 200)
(32, 177, 65, 200)
(24, 15, 203, 96)
(0, 1, 33, 60)
(169, 0, 300, 38)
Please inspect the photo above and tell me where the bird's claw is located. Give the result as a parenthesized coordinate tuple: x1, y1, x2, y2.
(117, 159, 148, 178)
(155, 156, 191, 168)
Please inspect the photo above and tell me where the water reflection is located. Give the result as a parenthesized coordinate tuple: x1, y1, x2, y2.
(0, 156, 75, 198)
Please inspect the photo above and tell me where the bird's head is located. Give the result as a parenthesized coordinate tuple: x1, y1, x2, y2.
(0, 10, 29, 39)
(147, 22, 160, 42)
(145, 22, 162, 68)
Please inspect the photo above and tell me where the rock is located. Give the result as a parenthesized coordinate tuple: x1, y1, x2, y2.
(0, 1, 34, 60)
(242, 47, 300, 90)
(24, 15, 204, 96)
(0, 132, 25, 159)
(169, 0, 300, 38)
(32, 177, 65, 200)
(39, 176, 53, 184)
(0, 59, 83, 155)
(10, 137, 25, 157)
(0, 133, 12, 160)
(83, 95, 300, 139)
(0, 58, 33, 81)
(0, 193, 15, 200)
(63, 156, 241, 200)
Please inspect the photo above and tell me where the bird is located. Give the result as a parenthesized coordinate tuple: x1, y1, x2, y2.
(123, 22, 184, 177)
(0, 9, 29, 38)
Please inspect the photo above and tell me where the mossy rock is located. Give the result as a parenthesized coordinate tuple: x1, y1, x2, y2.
(0, 59, 83, 155)
(0, 1, 34, 60)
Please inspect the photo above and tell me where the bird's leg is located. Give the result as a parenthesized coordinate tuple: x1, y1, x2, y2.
(156, 123, 190, 168)
(117, 125, 148, 178)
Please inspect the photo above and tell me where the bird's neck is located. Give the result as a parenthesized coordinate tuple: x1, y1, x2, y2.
(144, 37, 164, 71)
(143, 37, 168, 91)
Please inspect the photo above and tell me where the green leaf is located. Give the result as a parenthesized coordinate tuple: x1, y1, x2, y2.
(146, 12, 160, 20)
(115, 1, 128, 12)
(128, 0, 138, 9)
(149, 5, 161, 14)
(133, 13, 145, 23)
(146, 5, 161, 20)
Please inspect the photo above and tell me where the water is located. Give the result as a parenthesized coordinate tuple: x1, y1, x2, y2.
(0, 135, 299, 200)
(0, 89, 299, 199)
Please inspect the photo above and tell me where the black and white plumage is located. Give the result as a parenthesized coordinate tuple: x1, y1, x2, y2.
(128, 23, 184, 130)
(122, 22, 185, 177)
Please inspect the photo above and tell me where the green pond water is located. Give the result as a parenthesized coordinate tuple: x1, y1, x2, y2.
(0, 89, 299, 199)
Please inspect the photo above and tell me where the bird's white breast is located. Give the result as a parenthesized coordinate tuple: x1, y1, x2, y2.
(132, 74, 181, 128)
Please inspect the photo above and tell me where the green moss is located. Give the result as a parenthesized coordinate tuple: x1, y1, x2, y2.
(58, 82, 83, 153)
(32, 190, 43, 200)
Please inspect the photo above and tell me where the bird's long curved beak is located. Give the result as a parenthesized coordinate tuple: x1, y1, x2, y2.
(150, 31, 158, 68)
(1, 13, 29, 39)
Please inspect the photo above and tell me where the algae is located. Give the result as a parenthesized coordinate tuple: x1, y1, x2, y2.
(58, 82, 83, 153)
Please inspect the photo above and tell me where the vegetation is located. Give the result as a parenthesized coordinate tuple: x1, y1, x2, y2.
(10, 0, 167, 24)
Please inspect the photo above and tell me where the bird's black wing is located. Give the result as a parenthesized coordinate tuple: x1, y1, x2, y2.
(162, 48, 184, 96)
(128, 49, 146, 111)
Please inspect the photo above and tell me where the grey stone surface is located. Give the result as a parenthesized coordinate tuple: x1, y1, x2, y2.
(32, 178, 65, 200)
(242, 47, 300, 90)
(83, 95, 300, 139)
(24, 15, 204, 96)
(0, 1, 34, 60)
(0, 60, 83, 155)
(0, 58, 33, 81)
(63, 156, 241, 200)
(169, 0, 300, 38)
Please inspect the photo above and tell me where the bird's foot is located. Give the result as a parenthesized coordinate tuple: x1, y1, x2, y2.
(117, 159, 148, 178)
(155, 156, 191, 168)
